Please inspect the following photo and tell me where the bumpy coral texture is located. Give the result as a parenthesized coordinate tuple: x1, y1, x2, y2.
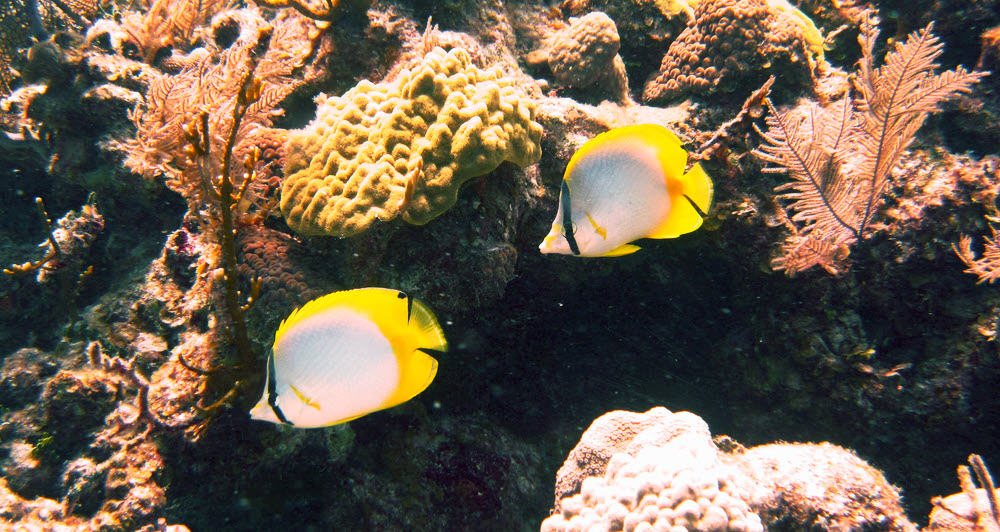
(541, 444, 765, 532)
(281, 46, 544, 237)
(544, 408, 919, 532)
(735, 443, 917, 532)
(36, 202, 105, 285)
(548, 11, 621, 87)
(642, 0, 822, 103)
(552, 407, 713, 509)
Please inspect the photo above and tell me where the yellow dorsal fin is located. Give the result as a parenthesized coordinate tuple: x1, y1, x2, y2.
(407, 297, 448, 352)
(598, 243, 642, 257)
(648, 162, 713, 239)
(565, 124, 684, 183)
(273, 289, 365, 346)
(278, 288, 447, 353)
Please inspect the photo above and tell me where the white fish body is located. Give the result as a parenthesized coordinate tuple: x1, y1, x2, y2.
(539, 124, 713, 257)
(250, 288, 447, 428)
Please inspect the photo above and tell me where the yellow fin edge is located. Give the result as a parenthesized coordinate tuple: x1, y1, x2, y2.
(647, 162, 713, 239)
(380, 349, 440, 412)
(598, 244, 642, 257)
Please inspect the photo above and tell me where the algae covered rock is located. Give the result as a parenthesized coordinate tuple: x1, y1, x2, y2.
(281, 46, 544, 237)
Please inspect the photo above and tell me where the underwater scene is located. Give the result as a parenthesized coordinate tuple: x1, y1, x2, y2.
(1, 0, 1000, 530)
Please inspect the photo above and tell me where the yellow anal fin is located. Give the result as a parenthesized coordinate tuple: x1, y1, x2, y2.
(598, 243, 642, 257)
(648, 163, 712, 239)
(380, 348, 439, 411)
(289, 384, 322, 411)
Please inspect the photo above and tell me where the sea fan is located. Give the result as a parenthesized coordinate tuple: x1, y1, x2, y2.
(754, 11, 986, 275)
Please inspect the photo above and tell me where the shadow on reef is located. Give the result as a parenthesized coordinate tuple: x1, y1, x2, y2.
(431, 212, 1000, 524)
(162, 405, 554, 531)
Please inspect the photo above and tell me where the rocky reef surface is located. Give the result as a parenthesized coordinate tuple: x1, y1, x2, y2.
(0, 0, 999, 530)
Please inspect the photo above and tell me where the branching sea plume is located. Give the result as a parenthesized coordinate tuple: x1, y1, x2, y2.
(108, 7, 324, 210)
(754, 12, 986, 275)
(118, 0, 237, 63)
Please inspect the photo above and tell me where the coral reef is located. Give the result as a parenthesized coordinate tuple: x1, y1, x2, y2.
(549, 407, 711, 510)
(0, 0, 100, 95)
(0, 0, 999, 530)
(542, 408, 764, 532)
(235, 224, 333, 335)
(734, 443, 917, 531)
(554, 0, 691, 94)
(281, 45, 543, 236)
(107, 6, 325, 200)
(542, 407, 918, 532)
(543, 444, 764, 532)
(643, 0, 825, 103)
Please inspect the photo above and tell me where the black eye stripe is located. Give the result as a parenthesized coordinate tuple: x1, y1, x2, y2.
(266, 351, 292, 425)
(560, 180, 581, 256)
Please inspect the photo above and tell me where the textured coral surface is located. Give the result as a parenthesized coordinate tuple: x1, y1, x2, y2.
(281, 46, 544, 236)
(643, 0, 821, 103)
(547, 12, 621, 87)
(544, 408, 917, 532)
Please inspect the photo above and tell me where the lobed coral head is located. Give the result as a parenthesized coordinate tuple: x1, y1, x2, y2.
(280, 47, 544, 237)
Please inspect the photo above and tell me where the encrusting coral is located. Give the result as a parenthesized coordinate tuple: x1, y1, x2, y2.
(542, 407, 918, 532)
(643, 0, 825, 103)
(280, 45, 544, 237)
(235, 224, 331, 335)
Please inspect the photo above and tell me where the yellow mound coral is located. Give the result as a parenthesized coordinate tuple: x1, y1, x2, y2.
(280, 46, 544, 237)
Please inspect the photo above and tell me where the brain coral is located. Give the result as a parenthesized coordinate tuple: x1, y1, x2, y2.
(280, 47, 544, 237)
(643, 0, 824, 103)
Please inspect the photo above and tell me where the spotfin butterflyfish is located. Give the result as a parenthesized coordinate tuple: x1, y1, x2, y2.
(539, 124, 713, 257)
(249, 288, 447, 428)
